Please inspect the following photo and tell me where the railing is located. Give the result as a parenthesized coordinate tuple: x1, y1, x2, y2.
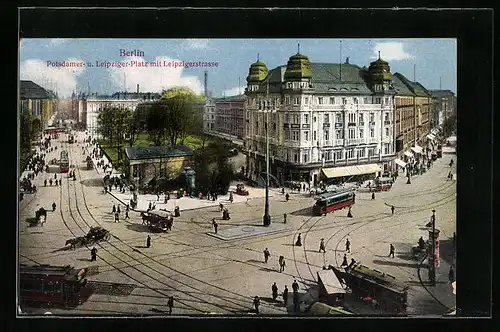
(348, 122, 356, 127)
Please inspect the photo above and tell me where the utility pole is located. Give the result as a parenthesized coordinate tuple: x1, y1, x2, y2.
(263, 80, 271, 226)
(428, 209, 437, 286)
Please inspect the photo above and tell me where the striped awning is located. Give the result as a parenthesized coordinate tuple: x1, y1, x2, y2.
(411, 146, 423, 154)
(404, 151, 414, 158)
(321, 164, 382, 179)
(427, 134, 436, 141)
(394, 158, 407, 167)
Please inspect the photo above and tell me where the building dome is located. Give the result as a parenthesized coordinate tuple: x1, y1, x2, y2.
(368, 53, 392, 84)
(246, 60, 268, 83)
(284, 52, 312, 80)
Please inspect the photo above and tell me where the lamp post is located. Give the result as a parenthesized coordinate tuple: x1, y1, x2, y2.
(263, 110, 271, 226)
(428, 209, 437, 286)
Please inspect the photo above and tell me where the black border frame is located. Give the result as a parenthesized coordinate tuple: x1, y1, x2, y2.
(10, 7, 493, 331)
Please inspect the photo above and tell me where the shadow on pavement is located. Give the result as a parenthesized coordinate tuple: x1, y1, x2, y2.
(125, 224, 151, 233)
(80, 178, 105, 187)
(372, 259, 420, 269)
(77, 258, 92, 262)
(259, 267, 277, 273)
(246, 259, 264, 263)
(290, 207, 313, 216)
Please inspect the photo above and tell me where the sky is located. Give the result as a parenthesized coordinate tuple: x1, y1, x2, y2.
(19, 38, 456, 98)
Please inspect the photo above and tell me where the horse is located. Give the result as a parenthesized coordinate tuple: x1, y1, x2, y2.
(65, 237, 85, 250)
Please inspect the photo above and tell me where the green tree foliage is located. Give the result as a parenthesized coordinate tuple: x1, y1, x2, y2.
(97, 106, 134, 164)
(442, 111, 457, 138)
(20, 112, 32, 154)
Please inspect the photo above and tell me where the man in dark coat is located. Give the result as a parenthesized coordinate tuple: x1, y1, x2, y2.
(283, 285, 289, 305)
(263, 248, 270, 263)
(44, 179, 47, 187)
(112, 205, 116, 213)
(285, 193, 290, 201)
(117, 205, 121, 214)
(345, 238, 350, 253)
(347, 206, 353, 218)
(391, 205, 395, 215)
(389, 244, 395, 258)
(341, 254, 348, 267)
(52, 202, 56, 212)
(295, 233, 302, 246)
(90, 247, 97, 261)
(319, 239, 326, 253)
(272, 282, 278, 300)
(253, 296, 260, 314)
(213, 221, 218, 234)
(292, 279, 299, 293)
(372, 192, 375, 200)
(146, 235, 151, 248)
(49, 178, 53, 186)
(148, 201, 152, 211)
(168, 296, 174, 315)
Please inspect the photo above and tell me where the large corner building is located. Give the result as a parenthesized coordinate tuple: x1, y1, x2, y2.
(243, 52, 398, 187)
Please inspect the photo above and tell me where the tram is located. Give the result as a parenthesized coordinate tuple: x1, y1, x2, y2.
(19, 264, 89, 307)
(313, 189, 355, 216)
(374, 177, 393, 191)
(43, 126, 66, 136)
(68, 134, 75, 144)
(60, 150, 69, 173)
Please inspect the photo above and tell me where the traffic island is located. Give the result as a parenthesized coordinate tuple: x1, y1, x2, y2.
(207, 215, 291, 241)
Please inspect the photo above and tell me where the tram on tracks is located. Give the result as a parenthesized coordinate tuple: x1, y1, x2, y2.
(19, 264, 89, 307)
(313, 189, 355, 216)
(60, 150, 69, 173)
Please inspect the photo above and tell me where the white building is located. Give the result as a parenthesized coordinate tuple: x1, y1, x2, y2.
(244, 53, 396, 187)
(202, 98, 216, 133)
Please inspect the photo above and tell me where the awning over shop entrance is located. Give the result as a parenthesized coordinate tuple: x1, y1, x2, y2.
(321, 164, 382, 179)
(411, 145, 423, 154)
(426, 134, 436, 141)
(404, 151, 414, 158)
(394, 158, 407, 168)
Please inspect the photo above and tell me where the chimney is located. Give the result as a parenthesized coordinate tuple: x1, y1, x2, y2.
(345, 57, 350, 64)
(137, 84, 139, 93)
(204, 70, 208, 97)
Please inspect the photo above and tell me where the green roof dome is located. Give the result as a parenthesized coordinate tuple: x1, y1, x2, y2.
(247, 60, 268, 83)
(368, 56, 392, 83)
(284, 52, 312, 80)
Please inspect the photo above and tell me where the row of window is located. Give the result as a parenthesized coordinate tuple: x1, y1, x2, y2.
(253, 112, 392, 124)
(282, 127, 391, 141)
(248, 96, 392, 108)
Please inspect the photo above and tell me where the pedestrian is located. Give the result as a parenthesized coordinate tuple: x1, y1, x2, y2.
(389, 244, 395, 258)
(157, 193, 160, 201)
(285, 193, 290, 201)
(104, 185, 108, 193)
(112, 205, 116, 213)
(213, 221, 218, 234)
(319, 238, 326, 253)
(167, 296, 174, 315)
(229, 191, 233, 203)
(372, 192, 375, 200)
(125, 210, 130, 219)
(263, 248, 270, 263)
(345, 238, 350, 253)
(44, 179, 47, 187)
(253, 296, 260, 314)
(347, 206, 353, 218)
(49, 178, 53, 186)
(341, 254, 348, 267)
(272, 282, 278, 300)
(295, 233, 302, 247)
(219, 202, 224, 211)
(283, 285, 289, 305)
(146, 235, 151, 248)
(348, 258, 356, 268)
(292, 279, 299, 293)
(117, 205, 121, 214)
(282, 187, 285, 195)
(54, 173, 57, 179)
(126, 204, 130, 212)
(52, 202, 56, 212)
(148, 201, 152, 211)
(391, 205, 395, 215)
(279, 255, 286, 272)
(109, 185, 112, 192)
(115, 212, 119, 223)
(353, 193, 356, 204)
(283, 213, 287, 224)
(448, 266, 455, 283)
(90, 247, 97, 262)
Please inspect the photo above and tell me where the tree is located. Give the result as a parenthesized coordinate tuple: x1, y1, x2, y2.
(97, 106, 134, 166)
(20, 112, 32, 154)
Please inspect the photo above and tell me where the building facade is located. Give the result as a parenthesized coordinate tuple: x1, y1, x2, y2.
(244, 53, 396, 187)
(430, 90, 456, 128)
(202, 98, 216, 133)
(214, 95, 246, 139)
(20, 80, 57, 133)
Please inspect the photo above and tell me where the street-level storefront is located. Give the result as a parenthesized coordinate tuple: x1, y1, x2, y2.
(321, 163, 382, 184)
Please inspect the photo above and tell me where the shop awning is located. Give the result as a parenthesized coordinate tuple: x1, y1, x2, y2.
(411, 146, 423, 154)
(321, 164, 382, 179)
(427, 134, 436, 141)
(394, 158, 407, 167)
(404, 151, 414, 158)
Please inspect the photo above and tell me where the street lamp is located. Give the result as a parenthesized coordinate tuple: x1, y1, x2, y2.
(263, 110, 271, 227)
(428, 209, 437, 286)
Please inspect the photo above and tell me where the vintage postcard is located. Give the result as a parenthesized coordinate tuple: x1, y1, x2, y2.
(18, 32, 458, 317)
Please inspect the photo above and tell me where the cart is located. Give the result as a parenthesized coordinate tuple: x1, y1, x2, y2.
(235, 183, 249, 196)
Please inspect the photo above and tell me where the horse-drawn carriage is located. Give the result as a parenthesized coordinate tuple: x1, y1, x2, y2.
(34, 207, 47, 224)
(235, 183, 249, 196)
(141, 210, 173, 232)
(65, 226, 111, 250)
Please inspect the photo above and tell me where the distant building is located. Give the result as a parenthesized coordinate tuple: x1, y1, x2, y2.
(430, 90, 456, 128)
(201, 98, 216, 134)
(244, 52, 396, 187)
(392, 73, 432, 167)
(213, 95, 246, 139)
(123, 144, 194, 187)
(20, 80, 57, 133)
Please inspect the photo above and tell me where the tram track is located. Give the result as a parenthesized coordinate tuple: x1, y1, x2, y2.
(72, 142, 264, 314)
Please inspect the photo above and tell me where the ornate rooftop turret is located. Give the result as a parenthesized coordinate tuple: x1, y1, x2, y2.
(246, 54, 268, 83)
(368, 51, 392, 85)
(284, 44, 313, 81)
